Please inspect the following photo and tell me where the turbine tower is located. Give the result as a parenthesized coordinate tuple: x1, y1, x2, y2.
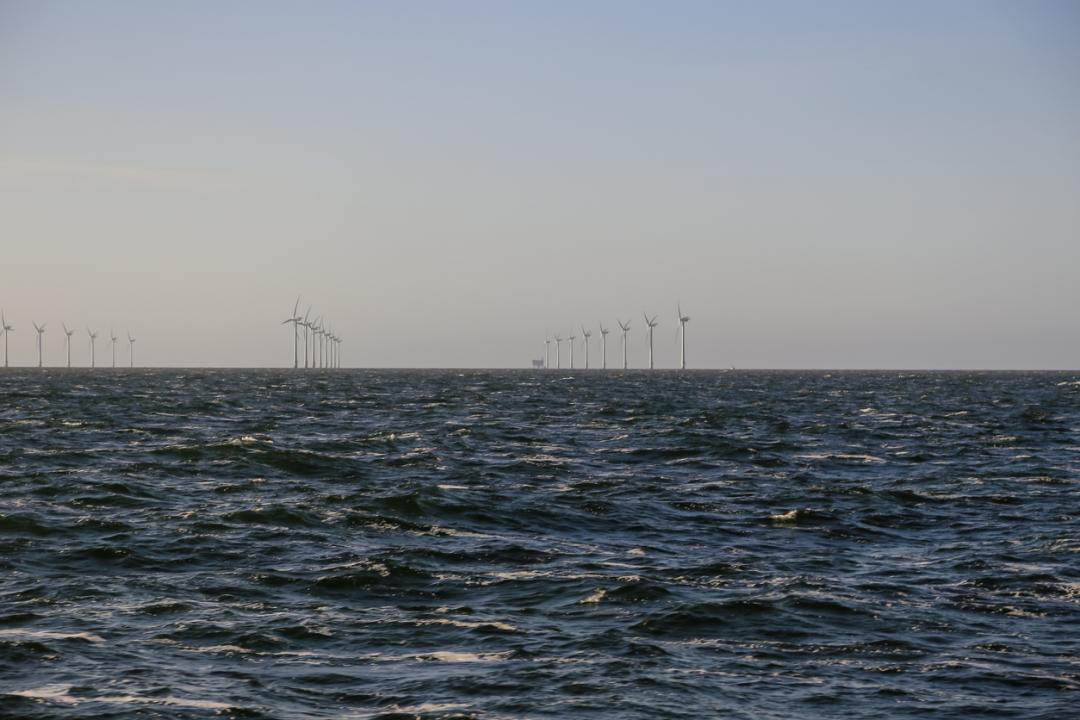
(110, 329, 118, 368)
(554, 335, 562, 369)
(33, 322, 46, 368)
(677, 304, 690, 370)
(281, 296, 302, 368)
(581, 325, 592, 369)
(1, 311, 12, 368)
(127, 332, 135, 368)
(87, 328, 98, 368)
(62, 323, 75, 368)
(644, 313, 659, 370)
(617, 319, 631, 370)
(544, 338, 551, 369)
(599, 323, 609, 370)
(568, 332, 576, 369)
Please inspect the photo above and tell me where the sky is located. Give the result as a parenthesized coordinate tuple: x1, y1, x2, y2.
(1, 0, 1078, 369)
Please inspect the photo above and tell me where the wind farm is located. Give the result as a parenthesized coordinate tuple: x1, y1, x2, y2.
(537, 307, 690, 370)
(2, 299, 700, 370)
(280, 297, 343, 370)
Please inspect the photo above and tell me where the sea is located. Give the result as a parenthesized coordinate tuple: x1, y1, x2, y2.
(1, 369, 1077, 719)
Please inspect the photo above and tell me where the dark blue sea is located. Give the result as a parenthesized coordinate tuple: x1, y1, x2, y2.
(1, 369, 1078, 719)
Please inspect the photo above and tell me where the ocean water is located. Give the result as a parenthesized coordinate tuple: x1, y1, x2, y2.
(1, 369, 1078, 719)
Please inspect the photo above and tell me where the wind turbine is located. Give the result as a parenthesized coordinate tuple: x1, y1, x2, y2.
(1, 311, 12, 368)
(281, 296, 302, 368)
(599, 323, 609, 370)
(326, 325, 333, 369)
(554, 335, 562, 369)
(581, 325, 592, 369)
(321, 322, 330, 369)
(568, 332, 576, 369)
(544, 338, 551, 369)
(110, 329, 118, 368)
(127, 332, 135, 368)
(62, 323, 75, 368)
(676, 304, 690, 370)
(33, 322, 46, 368)
(311, 317, 324, 369)
(644, 313, 659, 370)
(301, 307, 312, 368)
(87, 328, 98, 368)
(617, 319, 631, 369)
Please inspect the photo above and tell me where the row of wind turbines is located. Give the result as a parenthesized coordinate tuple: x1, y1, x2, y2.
(281, 297, 343, 369)
(544, 305, 691, 370)
(0, 310, 136, 368)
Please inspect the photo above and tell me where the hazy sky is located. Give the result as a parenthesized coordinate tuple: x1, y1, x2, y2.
(2, 1, 1078, 368)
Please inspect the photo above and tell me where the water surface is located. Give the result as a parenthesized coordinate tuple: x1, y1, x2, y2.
(1, 369, 1078, 718)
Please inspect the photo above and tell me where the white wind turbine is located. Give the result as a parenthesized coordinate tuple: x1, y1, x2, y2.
(644, 313, 659, 370)
(544, 338, 551, 369)
(319, 321, 328, 369)
(33, 322, 46, 368)
(617, 319, 631, 369)
(581, 325, 592, 369)
(62, 323, 75, 368)
(326, 325, 335, 369)
(312, 317, 324, 369)
(110, 329, 118, 368)
(127, 331, 135, 368)
(553, 335, 562, 369)
(1, 310, 12, 368)
(599, 323, 609, 370)
(568, 331, 577, 369)
(676, 304, 690, 370)
(87, 328, 98, 368)
(281, 296, 302, 368)
(301, 307, 312, 368)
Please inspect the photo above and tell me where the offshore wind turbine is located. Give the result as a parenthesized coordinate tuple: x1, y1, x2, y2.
(312, 317, 323, 369)
(33, 322, 46, 368)
(301, 307, 312, 369)
(644, 313, 659, 370)
(110, 329, 118, 368)
(326, 325, 335, 369)
(1, 311, 12, 368)
(127, 332, 135, 368)
(544, 338, 551, 369)
(321, 322, 329, 369)
(581, 325, 592, 369)
(599, 323, 609, 370)
(281, 296, 302, 368)
(62, 323, 75, 368)
(676, 304, 690, 370)
(554, 335, 562, 369)
(617, 319, 631, 369)
(568, 332, 576, 369)
(87, 328, 98, 368)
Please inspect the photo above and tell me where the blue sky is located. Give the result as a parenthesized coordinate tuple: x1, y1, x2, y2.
(1, 1, 1078, 367)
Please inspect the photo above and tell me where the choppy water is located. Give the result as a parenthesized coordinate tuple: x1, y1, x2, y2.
(1, 369, 1078, 719)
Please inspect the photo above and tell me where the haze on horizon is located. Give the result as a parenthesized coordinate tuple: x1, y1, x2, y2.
(1, 1, 1077, 369)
